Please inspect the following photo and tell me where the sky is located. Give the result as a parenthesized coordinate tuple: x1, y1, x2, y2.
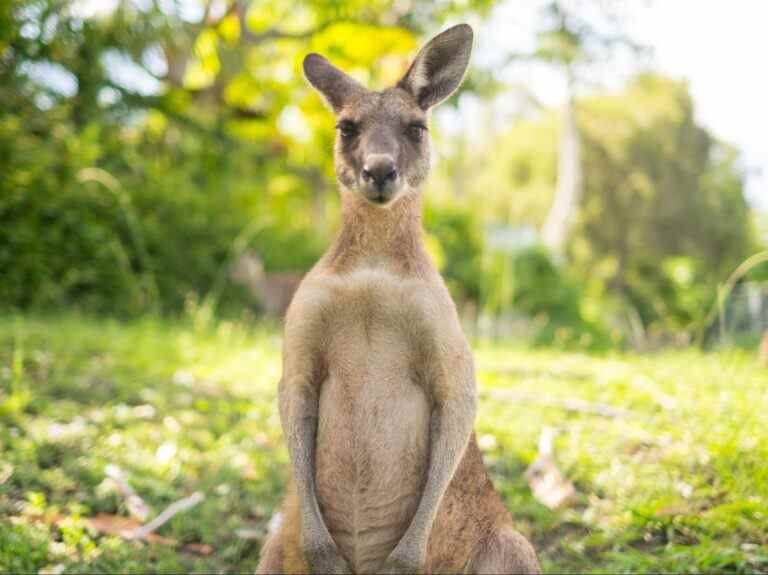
(633, 1, 768, 212)
(467, 0, 768, 212)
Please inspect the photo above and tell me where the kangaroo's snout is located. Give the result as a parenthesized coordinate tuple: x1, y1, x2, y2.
(362, 156, 397, 187)
(360, 153, 399, 204)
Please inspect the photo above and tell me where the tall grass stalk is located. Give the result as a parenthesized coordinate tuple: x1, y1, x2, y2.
(10, 316, 24, 396)
(697, 250, 768, 346)
(77, 167, 160, 313)
(200, 215, 274, 317)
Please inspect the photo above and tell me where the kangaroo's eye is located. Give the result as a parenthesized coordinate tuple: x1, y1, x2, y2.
(406, 122, 427, 142)
(337, 120, 359, 138)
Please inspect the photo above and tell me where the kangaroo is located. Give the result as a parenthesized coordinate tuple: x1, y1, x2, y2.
(231, 251, 303, 317)
(256, 24, 540, 575)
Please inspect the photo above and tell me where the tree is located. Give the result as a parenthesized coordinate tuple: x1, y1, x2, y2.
(456, 74, 755, 337)
(0, 0, 493, 313)
(511, 0, 646, 256)
(573, 75, 754, 336)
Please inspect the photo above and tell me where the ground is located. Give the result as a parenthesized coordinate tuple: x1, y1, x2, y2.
(1, 314, 767, 573)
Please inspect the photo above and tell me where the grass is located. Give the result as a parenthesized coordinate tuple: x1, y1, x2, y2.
(1, 314, 767, 573)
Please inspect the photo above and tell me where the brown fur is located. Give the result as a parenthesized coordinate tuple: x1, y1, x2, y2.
(257, 24, 539, 575)
(231, 252, 303, 317)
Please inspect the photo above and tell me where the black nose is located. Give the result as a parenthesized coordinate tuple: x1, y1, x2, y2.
(362, 158, 397, 188)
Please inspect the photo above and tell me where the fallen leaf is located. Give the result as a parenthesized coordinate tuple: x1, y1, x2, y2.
(655, 491, 728, 518)
(525, 427, 576, 510)
(85, 513, 176, 545)
(0, 462, 13, 485)
(655, 504, 693, 517)
(10, 512, 214, 554)
(11, 512, 70, 532)
(235, 527, 263, 540)
(182, 542, 214, 555)
(526, 455, 577, 509)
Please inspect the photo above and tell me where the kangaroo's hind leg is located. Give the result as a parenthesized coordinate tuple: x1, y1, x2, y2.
(256, 490, 311, 574)
(255, 528, 284, 575)
(464, 524, 540, 574)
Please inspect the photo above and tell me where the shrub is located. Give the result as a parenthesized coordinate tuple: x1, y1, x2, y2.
(484, 245, 610, 349)
(424, 201, 485, 305)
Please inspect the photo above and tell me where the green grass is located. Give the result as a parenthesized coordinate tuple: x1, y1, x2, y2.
(1, 314, 767, 573)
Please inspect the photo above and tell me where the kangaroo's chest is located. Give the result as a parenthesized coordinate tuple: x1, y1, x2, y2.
(321, 267, 436, 383)
(313, 268, 435, 572)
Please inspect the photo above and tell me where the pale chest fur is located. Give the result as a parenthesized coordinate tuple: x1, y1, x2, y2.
(308, 267, 441, 573)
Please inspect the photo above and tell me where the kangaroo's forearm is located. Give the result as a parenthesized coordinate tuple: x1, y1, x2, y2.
(278, 380, 324, 523)
(405, 387, 476, 539)
(279, 376, 350, 574)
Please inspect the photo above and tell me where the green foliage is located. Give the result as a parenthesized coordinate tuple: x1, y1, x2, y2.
(457, 74, 756, 338)
(0, 522, 50, 573)
(508, 246, 580, 322)
(0, 0, 488, 316)
(0, 314, 288, 572)
(1, 315, 767, 572)
(424, 201, 485, 304)
(573, 75, 755, 334)
(483, 246, 610, 349)
(747, 260, 768, 282)
(421, 202, 609, 348)
(624, 256, 714, 334)
(0, 120, 143, 313)
(0, 0, 760, 341)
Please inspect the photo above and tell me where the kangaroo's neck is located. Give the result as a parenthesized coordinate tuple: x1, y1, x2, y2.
(326, 191, 429, 275)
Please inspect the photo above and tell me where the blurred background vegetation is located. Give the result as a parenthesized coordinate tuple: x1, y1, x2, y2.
(2, 0, 766, 348)
(2, 0, 768, 573)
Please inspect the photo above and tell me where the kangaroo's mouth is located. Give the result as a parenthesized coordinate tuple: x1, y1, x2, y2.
(359, 182, 399, 206)
(362, 191, 395, 206)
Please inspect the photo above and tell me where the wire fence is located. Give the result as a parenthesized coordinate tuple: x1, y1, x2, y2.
(721, 282, 768, 338)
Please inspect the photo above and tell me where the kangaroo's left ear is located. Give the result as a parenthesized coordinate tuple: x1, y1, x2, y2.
(398, 24, 473, 110)
(303, 53, 365, 112)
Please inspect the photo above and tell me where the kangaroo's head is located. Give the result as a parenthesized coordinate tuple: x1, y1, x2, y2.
(303, 24, 473, 207)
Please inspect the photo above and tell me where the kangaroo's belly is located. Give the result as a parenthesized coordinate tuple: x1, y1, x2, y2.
(315, 324, 431, 573)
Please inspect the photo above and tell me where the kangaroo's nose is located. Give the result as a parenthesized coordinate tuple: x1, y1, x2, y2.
(362, 155, 397, 188)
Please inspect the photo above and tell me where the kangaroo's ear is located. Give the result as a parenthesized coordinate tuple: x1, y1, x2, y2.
(398, 24, 473, 110)
(303, 53, 364, 112)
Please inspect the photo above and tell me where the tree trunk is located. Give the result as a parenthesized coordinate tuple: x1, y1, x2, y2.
(542, 69, 582, 257)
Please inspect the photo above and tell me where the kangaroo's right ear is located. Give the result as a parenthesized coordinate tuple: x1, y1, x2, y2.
(303, 54, 364, 113)
(398, 24, 473, 110)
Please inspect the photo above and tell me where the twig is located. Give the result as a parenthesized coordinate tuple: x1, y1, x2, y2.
(536, 425, 558, 458)
(481, 389, 630, 418)
(131, 492, 204, 540)
(105, 464, 151, 521)
(628, 376, 677, 411)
